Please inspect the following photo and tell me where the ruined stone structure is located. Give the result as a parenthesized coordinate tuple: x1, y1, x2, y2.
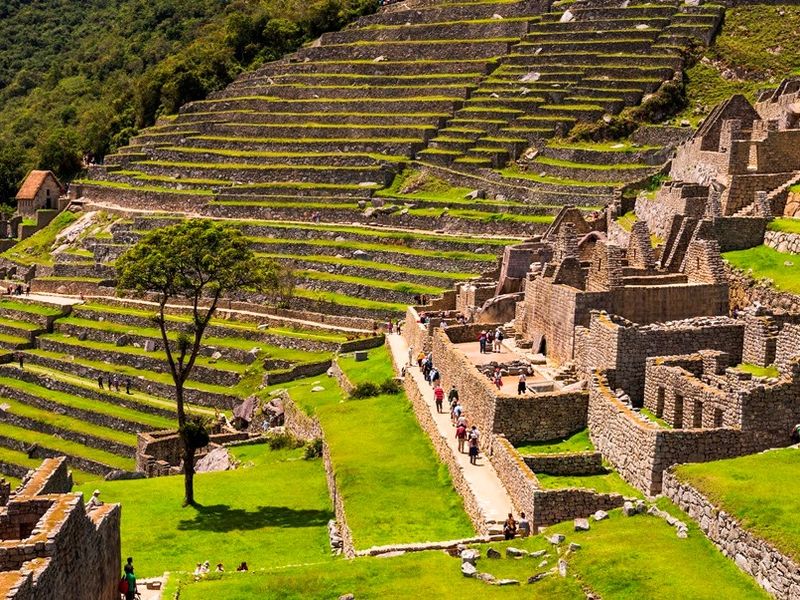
(0, 457, 120, 600)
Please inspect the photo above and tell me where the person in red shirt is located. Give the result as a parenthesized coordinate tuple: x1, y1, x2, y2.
(433, 383, 445, 413)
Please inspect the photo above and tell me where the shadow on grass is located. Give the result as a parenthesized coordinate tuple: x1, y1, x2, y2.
(176, 504, 333, 533)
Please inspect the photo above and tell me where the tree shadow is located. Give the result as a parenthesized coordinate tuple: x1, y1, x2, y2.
(176, 504, 333, 533)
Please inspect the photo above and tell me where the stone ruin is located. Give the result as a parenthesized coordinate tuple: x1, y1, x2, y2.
(0, 457, 120, 600)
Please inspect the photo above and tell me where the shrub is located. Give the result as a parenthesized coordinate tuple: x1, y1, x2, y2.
(304, 438, 323, 460)
(379, 378, 402, 395)
(266, 430, 303, 450)
(350, 381, 381, 399)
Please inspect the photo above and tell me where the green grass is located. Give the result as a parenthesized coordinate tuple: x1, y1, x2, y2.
(723, 245, 800, 294)
(293, 288, 407, 313)
(0, 300, 62, 317)
(535, 470, 643, 497)
(0, 375, 174, 430)
(75, 179, 215, 196)
(1, 211, 78, 266)
(639, 407, 672, 429)
(514, 429, 594, 455)
(616, 210, 637, 232)
(534, 157, 650, 170)
(337, 345, 396, 387)
(768, 217, 800, 234)
(77, 444, 333, 578)
(298, 269, 444, 296)
(676, 448, 800, 562)
(0, 420, 132, 470)
(169, 505, 767, 599)
(499, 167, 622, 187)
(734, 363, 781, 378)
(283, 347, 472, 548)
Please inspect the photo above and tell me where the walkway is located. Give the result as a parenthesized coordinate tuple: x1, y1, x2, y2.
(386, 333, 515, 529)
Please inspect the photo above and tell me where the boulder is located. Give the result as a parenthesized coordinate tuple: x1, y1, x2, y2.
(568, 543, 581, 552)
(195, 447, 233, 473)
(357, 200, 367, 209)
(115, 335, 130, 347)
(593, 510, 609, 521)
(559, 9, 574, 22)
(464, 189, 485, 200)
(527, 572, 551, 584)
(210, 351, 223, 361)
(144, 340, 157, 352)
(476, 572, 496, 583)
(78, 332, 87, 341)
(558, 559, 568, 577)
(574, 518, 590, 532)
(339, 594, 355, 600)
(547, 534, 565, 545)
(506, 547, 527, 558)
(461, 562, 477, 578)
(460, 549, 480, 565)
(354, 351, 368, 362)
(529, 550, 547, 558)
(352, 250, 371, 260)
(498, 579, 519, 586)
(486, 548, 501, 559)
(311, 386, 325, 392)
(622, 501, 637, 517)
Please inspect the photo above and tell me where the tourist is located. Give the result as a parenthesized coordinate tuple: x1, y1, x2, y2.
(123, 563, 137, 600)
(493, 368, 503, 390)
(487, 330, 495, 353)
(215, 563, 224, 572)
(193, 563, 204, 579)
(479, 331, 487, 354)
(416, 350, 425, 368)
(16, 353, 22, 369)
(87, 489, 103, 509)
(429, 367, 440, 387)
(237, 562, 249, 571)
(98, 375, 104, 390)
(386, 320, 393, 334)
(396, 320, 402, 335)
(452, 400, 463, 426)
(468, 426, 480, 465)
(517, 372, 527, 395)
(433, 383, 444, 413)
(201, 561, 210, 574)
(518, 512, 531, 538)
(125, 378, 132, 394)
(407, 345, 414, 367)
(448, 385, 459, 404)
(792, 423, 800, 444)
(495, 327, 504, 352)
(503, 513, 517, 540)
(455, 421, 467, 453)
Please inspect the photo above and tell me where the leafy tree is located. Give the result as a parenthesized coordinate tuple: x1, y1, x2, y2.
(116, 219, 286, 506)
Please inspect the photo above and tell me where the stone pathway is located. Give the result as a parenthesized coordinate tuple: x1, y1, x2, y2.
(386, 333, 515, 529)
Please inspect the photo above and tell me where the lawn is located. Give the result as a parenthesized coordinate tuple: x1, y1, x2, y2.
(1, 211, 78, 266)
(514, 429, 595, 455)
(76, 444, 334, 578)
(723, 245, 800, 294)
(168, 505, 767, 599)
(734, 363, 780, 378)
(534, 471, 643, 498)
(675, 448, 800, 562)
(767, 217, 800, 234)
(281, 346, 472, 548)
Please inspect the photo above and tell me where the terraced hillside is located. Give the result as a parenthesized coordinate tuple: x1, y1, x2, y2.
(77, 0, 722, 214)
(0, 296, 362, 484)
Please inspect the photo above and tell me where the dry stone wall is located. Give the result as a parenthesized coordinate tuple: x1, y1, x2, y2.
(522, 452, 604, 476)
(765, 229, 800, 254)
(664, 469, 800, 599)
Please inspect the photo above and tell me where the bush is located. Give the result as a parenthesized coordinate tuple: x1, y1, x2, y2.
(350, 381, 381, 399)
(304, 438, 323, 460)
(266, 430, 303, 450)
(379, 378, 402, 395)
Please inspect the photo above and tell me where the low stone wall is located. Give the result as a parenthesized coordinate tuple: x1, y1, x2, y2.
(323, 441, 355, 558)
(264, 360, 331, 385)
(328, 360, 354, 396)
(728, 265, 800, 313)
(663, 469, 800, 599)
(522, 452, 604, 476)
(403, 370, 487, 534)
(282, 394, 323, 441)
(489, 436, 624, 528)
(402, 306, 432, 356)
(764, 229, 800, 254)
(494, 392, 588, 444)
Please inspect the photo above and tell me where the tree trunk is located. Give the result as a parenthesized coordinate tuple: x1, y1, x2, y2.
(183, 443, 196, 507)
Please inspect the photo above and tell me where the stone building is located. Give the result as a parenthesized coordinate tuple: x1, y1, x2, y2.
(0, 457, 120, 600)
(14, 171, 64, 217)
(513, 217, 729, 363)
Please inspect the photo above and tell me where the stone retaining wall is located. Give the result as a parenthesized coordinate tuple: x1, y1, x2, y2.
(663, 469, 800, 599)
(323, 441, 356, 558)
(282, 394, 323, 441)
(328, 360, 354, 396)
(728, 265, 800, 313)
(495, 392, 588, 444)
(764, 229, 800, 254)
(522, 451, 604, 476)
(264, 360, 331, 385)
(402, 370, 487, 534)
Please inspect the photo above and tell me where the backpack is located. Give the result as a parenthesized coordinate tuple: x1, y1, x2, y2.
(118, 578, 129, 594)
(497, 330, 504, 341)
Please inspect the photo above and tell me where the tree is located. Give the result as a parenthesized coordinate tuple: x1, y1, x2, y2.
(116, 219, 283, 506)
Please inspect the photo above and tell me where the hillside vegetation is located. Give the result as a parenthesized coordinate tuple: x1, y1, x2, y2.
(0, 0, 376, 201)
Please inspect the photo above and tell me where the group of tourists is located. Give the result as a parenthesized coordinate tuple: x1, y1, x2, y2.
(193, 560, 248, 581)
(478, 327, 505, 354)
(99, 374, 132, 394)
(502, 512, 532, 539)
(4, 283, 29, 296)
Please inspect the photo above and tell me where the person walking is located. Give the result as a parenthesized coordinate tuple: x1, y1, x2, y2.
(123, 562, 137, 600)
(468, 426, 480, 465)
(517, 372, 527, 395)
(125, 378, 132, 395)
(478, 331, 487, 354)
(452, 400, 463, 426)
(486, 329, 495, 353)
(448, 385, 459, 405)
(433, 383, 444, 413)
(16, 353, 23, 369)
(407, 345, 414, 367)
(495, 327, 504, 352)
(98, 375, 104, 390)
(456, 421, 467, 453)
(493, 368, 503, 391)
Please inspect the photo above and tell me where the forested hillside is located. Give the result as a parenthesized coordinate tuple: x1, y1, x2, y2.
(0, 0, 375, 202)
